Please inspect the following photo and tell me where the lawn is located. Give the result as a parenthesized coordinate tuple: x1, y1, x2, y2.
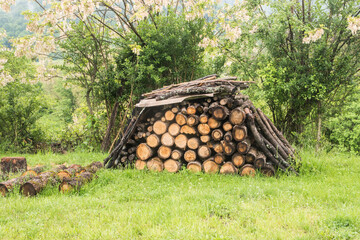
(0, 150, 359, 239)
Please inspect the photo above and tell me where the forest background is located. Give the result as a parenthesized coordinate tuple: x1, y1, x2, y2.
(0, 0, 359, 155)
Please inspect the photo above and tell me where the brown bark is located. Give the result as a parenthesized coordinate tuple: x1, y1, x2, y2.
(261, 163, 276, 177)
(254, 152, 266, 169)
(101, 101, 120, 151)
(245, 147, 258, 164)
(21, 171, 58, 196)
(223, 141, 235, 156)
(58, 171, 94, 193)
(223, 131, 233, 142)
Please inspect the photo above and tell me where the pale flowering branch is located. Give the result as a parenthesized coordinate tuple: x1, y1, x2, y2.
(348, 17, 360, 35)
(302, 28, 325, 44)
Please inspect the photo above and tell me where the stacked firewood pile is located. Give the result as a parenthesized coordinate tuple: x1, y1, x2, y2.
(104, 75, 299, 176)
(0, 161, 103, 197)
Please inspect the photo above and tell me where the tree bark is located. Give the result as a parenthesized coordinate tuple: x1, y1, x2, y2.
(101, 101, 120, 151)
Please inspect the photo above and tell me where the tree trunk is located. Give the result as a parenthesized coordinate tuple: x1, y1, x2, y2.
(101, 101, 120, 151)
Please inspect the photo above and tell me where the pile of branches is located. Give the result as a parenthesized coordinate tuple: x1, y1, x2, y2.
(104, 75, 299, 176)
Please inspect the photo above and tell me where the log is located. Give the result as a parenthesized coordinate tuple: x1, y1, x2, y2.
(232, 153, 245, 168)
(187, 115, 199, 127)
(197, 145, 211, 159)
(196, 105, 204, 114)
(171, 107, 179, 113)
(214, 153, 225, 164)
(20, 171, 58, 196)
(146, 134, 160, 148)
(198, 124, 211, 135)
(164, 110, 175, 121)
(157, 146, 172, 159)
(153, 121, 168, 135)
(161, 117, 166, 122)
(21, 166, 45, 177)
(0, 157, 27, 173)
(187, 105, 197, 115)
(245, 147, 258, 164)
(187, 161, 202, 173)
(232, 125, 247, 141)
(220, 162, 238, 174)
(224, 131, 233, 142)
(147, 158, 164, 172)
(254, 152, 266, 169)
(237, 139, 251, 154)
(223, 141, 235, 156)
(229, 107, 246, 125)
(164, 159, 181, 173)
(184, 150, 197, 162)
(161, 132, 175, 147)
(136, 143, 153, 161)
(211, 129, 223, 141)
(59, 171, 94, 193)
(147, 126, 153, 132)
(0, 175, 29, 196)
(135, 160, 147, 170)
(202, 159, 219, 174)
(211, 105, 229, 120)
(180, 125, 197, 135)
(174, 134, 188, 149)
(261, 163, 276, 177)
(239, 164, 256, 177)
(208, 117, 221, 129)
(181, 107, 187, 115)
(171, 149, 183, 160)
(187, 137, 200, 149)
(222, 121, 233, 132)
(200, 135, 211, 143)
(199, 114, 209, 124)
(168, 123, 181, 136)
(212, 142, 224, 153)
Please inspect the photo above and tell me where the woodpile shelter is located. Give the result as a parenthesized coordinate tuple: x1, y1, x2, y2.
(104, 74, 299, 176)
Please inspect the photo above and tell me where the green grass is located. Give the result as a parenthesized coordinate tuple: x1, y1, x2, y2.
(0, 150, 360, 239)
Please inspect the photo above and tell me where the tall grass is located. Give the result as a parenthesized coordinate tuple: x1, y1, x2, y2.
(0, 150, 359, 239)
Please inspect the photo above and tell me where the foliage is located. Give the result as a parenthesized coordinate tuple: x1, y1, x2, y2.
(229, 0, 360, 140)
(325, 91, 360, 153)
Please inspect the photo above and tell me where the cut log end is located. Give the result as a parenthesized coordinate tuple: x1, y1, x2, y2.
(220, 162, 238, 175)
(20, 183, 36, 197)
(187, 161, 202, 173)
(239, 164, 256, 177)
(202, 160, 219, 174)
(147, 158, 164, 172)
(135, 160, 147, 170)
(164, 160, 181, 173)
(0, 185, 8, 197)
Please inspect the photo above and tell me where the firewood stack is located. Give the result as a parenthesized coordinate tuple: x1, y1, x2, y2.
(104, 74, 299, 176)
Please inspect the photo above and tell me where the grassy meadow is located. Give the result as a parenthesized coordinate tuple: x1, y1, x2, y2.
(0, 150, 359, 239)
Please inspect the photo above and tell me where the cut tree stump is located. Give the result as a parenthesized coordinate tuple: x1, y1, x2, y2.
(1, 157, 27, 173)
